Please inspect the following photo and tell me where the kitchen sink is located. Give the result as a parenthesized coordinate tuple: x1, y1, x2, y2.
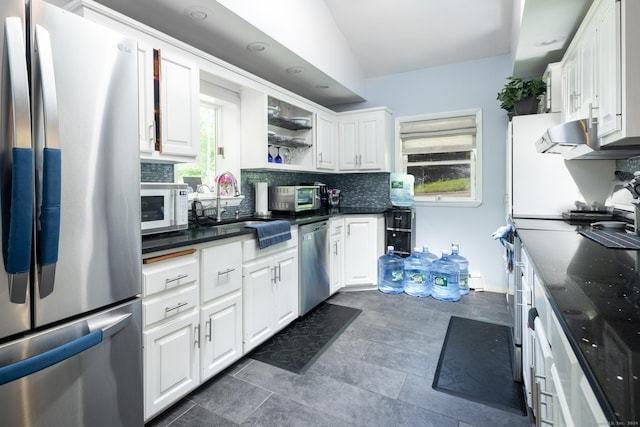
(208, 219, 272, 235)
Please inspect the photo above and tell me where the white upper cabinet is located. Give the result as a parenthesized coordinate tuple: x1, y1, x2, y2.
(156, 49, 200, 160)
(338, 108, 393, 172)
(316, 111, 337, 171)
(68, 1, 200, 163)
(560, 0, 640, 146)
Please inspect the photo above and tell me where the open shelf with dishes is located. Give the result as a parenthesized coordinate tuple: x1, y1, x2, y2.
(266, 96, 314, 168)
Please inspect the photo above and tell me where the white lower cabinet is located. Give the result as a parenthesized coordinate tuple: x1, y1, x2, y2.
(144, 310, 200, 421)
(242, 246, 298, 353)
(343, 215, 384, 288)
(329, 217, 345, 294)
(200, 290, 243, 381)
(527, 255, 608, 427)
(142, 239, 244, 422)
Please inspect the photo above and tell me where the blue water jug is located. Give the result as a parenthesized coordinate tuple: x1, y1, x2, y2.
(450, 243, 470, 295)
(403, 247, 431, 297)
(430, 250, 460, 302)
(378, 246, 404, 294)
(419, 245, 438, 264)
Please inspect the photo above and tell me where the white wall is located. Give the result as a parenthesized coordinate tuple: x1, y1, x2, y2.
(339, 55, 513, 292)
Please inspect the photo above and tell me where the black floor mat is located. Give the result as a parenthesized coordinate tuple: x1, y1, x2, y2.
(249, 302, 362, 374)
(432, 316, 527, 416)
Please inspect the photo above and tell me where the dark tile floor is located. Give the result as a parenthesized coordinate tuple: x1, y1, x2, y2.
(147, 290, 533, 427)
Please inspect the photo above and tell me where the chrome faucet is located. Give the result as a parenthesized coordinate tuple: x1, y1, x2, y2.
(216, 171, 240, 222)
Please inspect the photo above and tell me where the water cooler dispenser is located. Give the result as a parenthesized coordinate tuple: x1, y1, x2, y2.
(385, 208, 416, 258)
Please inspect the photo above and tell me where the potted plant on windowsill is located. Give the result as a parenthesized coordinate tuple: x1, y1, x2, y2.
(496, 76, 546, 119)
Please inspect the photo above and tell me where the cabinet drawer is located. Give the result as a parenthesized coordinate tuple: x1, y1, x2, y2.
(201, 241, 242, 303)
(143, 252, 199, 296)
(143, 283, 198, 327)
(548, 311, 580, 413)
(330, 217, 344, 235)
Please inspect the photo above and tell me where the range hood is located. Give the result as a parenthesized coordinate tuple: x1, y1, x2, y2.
(535, 119, 640, 160)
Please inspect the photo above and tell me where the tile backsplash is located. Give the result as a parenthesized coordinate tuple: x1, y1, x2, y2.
(140, 162, 174, 183)
(141, 162, 392, 218)
(240, 169, 392, 214)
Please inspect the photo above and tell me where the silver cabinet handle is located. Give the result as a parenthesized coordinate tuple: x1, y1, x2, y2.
(165, 274, 188, 284)
(333, 241, 338, 256)
(194, 324, 200, 348)
(149, 122, 155, 144)
(165, 301, 188, 313)
(271, 267, 277, 284)
(205, 319, 212, 342)
(217, 268, 235, 276)
(277, 264, 282, 282)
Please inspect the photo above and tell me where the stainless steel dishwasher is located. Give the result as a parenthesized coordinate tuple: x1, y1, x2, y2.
(299, 220, 330, 316)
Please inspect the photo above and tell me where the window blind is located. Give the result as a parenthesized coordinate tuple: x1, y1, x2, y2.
(400, 115, 477, 154)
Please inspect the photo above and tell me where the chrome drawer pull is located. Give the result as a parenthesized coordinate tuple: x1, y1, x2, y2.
(165, 274, 188, 284)
(217, 268, 235, 276)
(165, 301, 188, 312)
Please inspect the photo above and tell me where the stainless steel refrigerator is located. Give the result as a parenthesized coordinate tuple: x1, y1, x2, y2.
(0, 1, 142, 425)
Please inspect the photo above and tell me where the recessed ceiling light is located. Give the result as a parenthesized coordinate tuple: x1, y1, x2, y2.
(315, 84, 331, 89)
(184, 6, 209, 21)
(247, 42, 269, 52)
(286, 66, 304, 74)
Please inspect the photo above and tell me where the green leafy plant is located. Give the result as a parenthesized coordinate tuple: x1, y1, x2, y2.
(496, 76, 546, 114)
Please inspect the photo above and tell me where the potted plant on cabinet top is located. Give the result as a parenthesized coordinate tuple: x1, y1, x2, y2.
(496, 76, 546, 119)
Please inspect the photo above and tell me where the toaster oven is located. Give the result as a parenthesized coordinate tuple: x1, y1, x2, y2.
(268, 186, 320, 213)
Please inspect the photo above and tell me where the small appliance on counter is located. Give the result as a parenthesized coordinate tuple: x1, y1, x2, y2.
(301, 182, 328, 207)
(269, 185, 320, 213)
(328, 189, 341, 207)
(141, 182, 189, 235)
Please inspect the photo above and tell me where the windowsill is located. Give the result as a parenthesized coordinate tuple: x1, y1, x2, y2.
(412, 199, 482, 208)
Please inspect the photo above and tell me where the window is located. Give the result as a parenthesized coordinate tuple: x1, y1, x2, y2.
(175, 76, 240, 190)
(176, 100, 219, 188)
(398, 109, 482, 206)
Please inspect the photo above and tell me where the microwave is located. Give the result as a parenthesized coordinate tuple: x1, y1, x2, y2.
(269, 186, 320, 213)
(141, 183, 189, 235)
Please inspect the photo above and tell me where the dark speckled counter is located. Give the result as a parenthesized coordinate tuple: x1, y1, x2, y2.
(513, 218, 639, 422)
(142, 207, 387, 254)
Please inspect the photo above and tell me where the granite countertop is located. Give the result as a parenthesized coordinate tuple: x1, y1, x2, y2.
(514, 219, 639, 422)
(142, 207, 388, 254)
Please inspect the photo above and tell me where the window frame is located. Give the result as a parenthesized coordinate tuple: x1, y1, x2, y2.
(396, 108, 483, 207)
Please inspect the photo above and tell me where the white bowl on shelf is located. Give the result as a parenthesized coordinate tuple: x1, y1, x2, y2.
(289, 117, 310, 126)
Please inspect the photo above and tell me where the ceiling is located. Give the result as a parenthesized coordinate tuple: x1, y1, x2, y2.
(71, 0, 592, 107)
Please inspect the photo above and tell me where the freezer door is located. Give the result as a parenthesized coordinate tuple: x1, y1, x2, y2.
(0, 299, 143, 426)
(31, 2, 141, 327)
(1, 9, 33, 339)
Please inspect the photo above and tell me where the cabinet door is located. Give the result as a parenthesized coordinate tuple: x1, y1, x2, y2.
(344, 217, 377, 287)
(329, 219, 344, 295)
(358, 113, 383, 170)
(200, 290, 243, 382)
(316, 113, 336, 170)
(578, 20, 597, 119)
(273, 248, 299, 331)
(338, 117, 359, 170)
(138, 40, 155, 155)
(159, 49, 200, 159)
(242, 257, 276, 352)
(596, 0, 620, 137)
(144, 311, 200, 421)
(201, 241, 242, 303)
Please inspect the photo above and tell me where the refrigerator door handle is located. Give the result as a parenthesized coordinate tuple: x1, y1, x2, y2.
(33, 25, 61, 298)
(0, 313, 131, 385)
(2, 18, 34, 303)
